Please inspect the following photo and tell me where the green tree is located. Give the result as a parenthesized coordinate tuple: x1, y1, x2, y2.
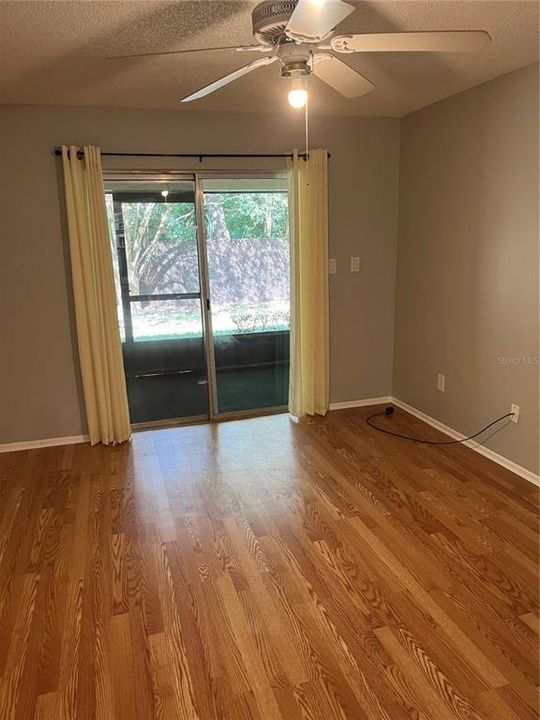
(205, 192, 288, 240)
(106, 197, 196, 296)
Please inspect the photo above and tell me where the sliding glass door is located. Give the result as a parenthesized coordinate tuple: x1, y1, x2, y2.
(105, 173, 289, 427)
(202, 177, 290, 415)
(105, 178, 210, 425)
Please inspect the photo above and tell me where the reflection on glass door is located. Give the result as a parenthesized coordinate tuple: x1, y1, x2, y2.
(202, 177, 290, 415)
(105, 178, 209, 424)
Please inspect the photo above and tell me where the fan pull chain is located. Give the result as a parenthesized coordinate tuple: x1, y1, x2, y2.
(305, 54, 312, 186)
(304, 92, 311, 186)
(305, 90, 309, 158)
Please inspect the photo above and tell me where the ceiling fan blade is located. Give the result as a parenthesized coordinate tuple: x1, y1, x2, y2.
(331, 31, 492, 54)
(286, 0, 355, 43)
(109, 45, 269, 60)
(181, 56, 277, 102)
(314, 54, 374, 98)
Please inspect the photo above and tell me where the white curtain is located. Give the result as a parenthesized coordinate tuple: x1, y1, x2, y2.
(62, 145, 131, 445)
(287, 149, 330, 417)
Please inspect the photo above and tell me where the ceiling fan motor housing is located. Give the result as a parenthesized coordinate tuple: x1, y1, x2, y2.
(278, 41, 312, 76)
(251, 0, 298, 45)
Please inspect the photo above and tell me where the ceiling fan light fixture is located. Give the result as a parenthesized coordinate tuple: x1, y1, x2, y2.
(287, 72, 308, 108)
(288, 87, 308, 108)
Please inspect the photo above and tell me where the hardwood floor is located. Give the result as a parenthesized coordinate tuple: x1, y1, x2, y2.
(0, 406, 538, 719)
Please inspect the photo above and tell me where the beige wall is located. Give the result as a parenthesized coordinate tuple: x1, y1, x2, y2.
(394, 64, 539, 474)
(4, 66, 536, 467)
(0, 105, 400, 443)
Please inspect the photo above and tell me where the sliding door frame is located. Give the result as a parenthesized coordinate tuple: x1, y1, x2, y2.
(196, 170, 289, 419)
(194, 173, 219, 421)
(104, 170, 213, 428)
(104, 168, 289, 428)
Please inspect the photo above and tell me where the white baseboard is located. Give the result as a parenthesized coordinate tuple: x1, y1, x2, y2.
(328, 395, 539, 486)
(330, 396, 393, 410)
(391, 398, 540, 487)
(3, 398, 538, 487)
(0, 434, 89, 454)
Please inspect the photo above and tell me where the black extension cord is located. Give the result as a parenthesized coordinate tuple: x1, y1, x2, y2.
(366, 406, 514, 445)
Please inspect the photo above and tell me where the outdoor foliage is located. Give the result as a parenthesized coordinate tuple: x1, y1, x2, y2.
(105, 191, 290, 340)
(205, 192, 288, 240)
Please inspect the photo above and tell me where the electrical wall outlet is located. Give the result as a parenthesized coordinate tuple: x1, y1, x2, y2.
(510, 403, 520, 423)
(437, 373, 445, 392)
(350, 256, 360, 272)
(328, 258, 336, 274)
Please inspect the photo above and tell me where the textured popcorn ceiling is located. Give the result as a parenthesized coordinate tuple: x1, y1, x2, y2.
(0, 0, 538, 116)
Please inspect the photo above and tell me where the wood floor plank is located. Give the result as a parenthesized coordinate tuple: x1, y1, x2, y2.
(153, 543, 199, 720)
(0, 408, 537, 719)
(34, 692, 56, 720)
(0, 572, 39, 720)
(346, 514, 511, 688)
(374, 625, 459, 720)
(54, 579, 83, 720)
(217, 572, 284, 719)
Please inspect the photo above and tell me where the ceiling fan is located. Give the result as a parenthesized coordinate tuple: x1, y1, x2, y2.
(112, 0, 491, 108)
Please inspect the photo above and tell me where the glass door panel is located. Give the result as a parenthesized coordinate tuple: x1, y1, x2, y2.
(105, 179, 210, 424)
(202, 177, 290, 415)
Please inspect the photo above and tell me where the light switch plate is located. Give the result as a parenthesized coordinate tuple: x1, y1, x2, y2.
(437, 373, 445, 392)
(328, 258, 336, 274)
(350, 256, 360, 272)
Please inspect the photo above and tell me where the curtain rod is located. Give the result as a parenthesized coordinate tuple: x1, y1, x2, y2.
(53, 148, 327, 161)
